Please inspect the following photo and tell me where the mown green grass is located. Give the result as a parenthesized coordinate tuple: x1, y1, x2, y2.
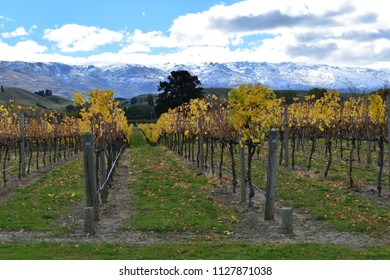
(274, 167, 389, 235)
(292, 138, 387, 187)
(0, 157, 84, 235)
(184, 139, 390, 236)
(1, 242, 389, 260)
(265, 142, 390, 236)
(127, 130, 236, 233)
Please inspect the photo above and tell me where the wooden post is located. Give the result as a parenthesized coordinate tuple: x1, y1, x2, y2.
(239, 135, 247, 203)
(84, 207, 95, 235)
(168, 134, 172, 150)
(178, 124, 183, 156)
(53, 117, 58, 163)
(281, 207, 293, 234)
(283, 104, 289, 167)
(366, 131, 372, 165)
(178, 132, 182, 157)
(19, 113, 26, 177)
(265, 129, 278, 220)
(198, 117, 204, 173)
(83, 133, 99, 221)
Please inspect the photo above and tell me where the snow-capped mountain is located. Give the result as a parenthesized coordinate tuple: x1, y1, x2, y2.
(0, 60, 389, 99)
(170, 62, 390, 92)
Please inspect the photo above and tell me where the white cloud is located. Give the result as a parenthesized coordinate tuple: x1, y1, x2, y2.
(0, 40, 47, 61)
(0, 15, 13, 22)
(120, 42, 150, 54)
(2, 0, 390, 69)
(121, 1, 322, 53)
(144, 0, 390, 68)
(126, 29, 176, 49)
(1, 25, 37, 39)
(43, 24, 124, 53)
(29, 25, 38, 33)
(2, 26, 28, 38)
(14, 40, 47, 53)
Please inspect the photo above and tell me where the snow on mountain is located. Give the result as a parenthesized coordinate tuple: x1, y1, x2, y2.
(0, 60, 389, 99)
(153, 61, 390, 92)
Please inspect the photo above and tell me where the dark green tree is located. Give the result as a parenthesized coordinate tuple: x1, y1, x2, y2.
(147, 94, 155, 107)
(155, 70, 203, 116)
(130, 97, 138, 105)
(308, 87, 327, 101)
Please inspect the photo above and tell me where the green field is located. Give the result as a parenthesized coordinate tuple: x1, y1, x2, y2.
(0, 87, 73, 112)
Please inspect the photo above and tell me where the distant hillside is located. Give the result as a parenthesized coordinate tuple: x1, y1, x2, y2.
(121, 88, 312, 107)
(46, 95, 74, 107)
(120, 88, 312, 123)
(0, 87, 72, 111)
(119, 93, 158, 107)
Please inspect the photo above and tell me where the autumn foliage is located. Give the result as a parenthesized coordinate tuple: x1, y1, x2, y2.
(74, 89, 133, 147)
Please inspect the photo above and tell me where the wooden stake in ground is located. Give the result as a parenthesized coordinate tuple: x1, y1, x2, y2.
(239, 134, 247, 204)
(19, 113, 26, 178)
(265, 129, 278, 220)
(83, 133, 99, 235)
(283, 104, 289, 167)
(281, 207, 293, 234)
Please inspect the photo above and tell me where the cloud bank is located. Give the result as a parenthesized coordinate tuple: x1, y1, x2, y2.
(0, 0, 389, 69)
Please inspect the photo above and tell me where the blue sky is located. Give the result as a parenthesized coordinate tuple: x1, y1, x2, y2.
(2, 0, 230, 33)
(1, 0, 389, 69)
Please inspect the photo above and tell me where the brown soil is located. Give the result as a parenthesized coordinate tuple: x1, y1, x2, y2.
(217, 188, 389, 248)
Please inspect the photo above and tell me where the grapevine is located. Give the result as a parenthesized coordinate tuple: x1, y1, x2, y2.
(139, 83, 388, 198)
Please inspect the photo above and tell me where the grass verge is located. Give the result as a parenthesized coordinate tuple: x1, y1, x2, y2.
(0, 242, 389, 260)
(0, 157, 84, 235)
(127, 130, 236, 234)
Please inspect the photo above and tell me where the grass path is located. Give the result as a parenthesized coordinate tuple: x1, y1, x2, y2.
(127, 129, 236, 234)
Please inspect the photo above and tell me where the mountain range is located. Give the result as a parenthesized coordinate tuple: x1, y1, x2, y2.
(0, 60, 389, 99)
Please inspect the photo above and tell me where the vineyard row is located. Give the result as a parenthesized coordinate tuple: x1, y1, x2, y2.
(139, 85, 390, 197)
(0, 89, 134, 188)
